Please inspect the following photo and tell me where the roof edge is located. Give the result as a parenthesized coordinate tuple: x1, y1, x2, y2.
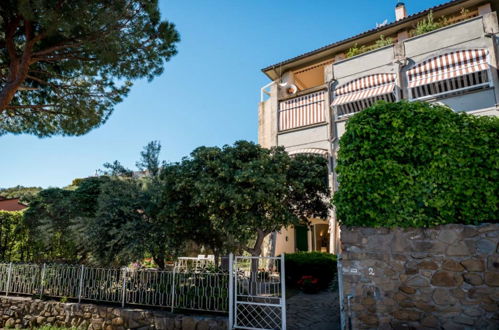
(261, 0, 473, 77)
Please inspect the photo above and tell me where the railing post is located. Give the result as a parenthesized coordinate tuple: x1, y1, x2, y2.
(170, 265, 176, 313)
(228, 253, 234, 330)
(280, 253, 286, 330)
(39, 263, 46, 298)
(78, 265, 85, 304)
(121, 268, 127, 308)
(5, 262, 12, 297)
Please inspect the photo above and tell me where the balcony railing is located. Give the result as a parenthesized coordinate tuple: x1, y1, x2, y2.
(278, 90, 327, 131)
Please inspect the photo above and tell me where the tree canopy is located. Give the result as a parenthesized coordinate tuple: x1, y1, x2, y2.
(0, 185, 41, 202)
(0, 0, 180, 137)
(156, 141, 330, 257)
(333, 101, 499, 228)
(5, 140, 330, 266)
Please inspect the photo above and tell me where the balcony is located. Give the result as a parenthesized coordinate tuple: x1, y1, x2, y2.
(278, 90, 327, 131)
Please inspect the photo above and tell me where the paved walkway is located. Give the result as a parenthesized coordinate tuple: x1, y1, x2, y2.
(286, 288, 340, 330)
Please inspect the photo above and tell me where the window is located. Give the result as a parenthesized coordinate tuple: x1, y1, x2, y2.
(278, 90, 327, 131)
(407, 49, 492, 100)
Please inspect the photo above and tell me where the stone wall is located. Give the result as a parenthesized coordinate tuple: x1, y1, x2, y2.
(0, 296, 227, 329)
(340, 223, 499, 329)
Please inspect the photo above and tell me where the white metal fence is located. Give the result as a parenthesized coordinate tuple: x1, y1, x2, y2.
(0, 256, 287, 329)
(0, 262, 229, 313)
(229, 254, 286, 330)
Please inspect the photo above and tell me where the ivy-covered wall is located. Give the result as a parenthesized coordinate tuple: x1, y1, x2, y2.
(333, 101, 498, 228)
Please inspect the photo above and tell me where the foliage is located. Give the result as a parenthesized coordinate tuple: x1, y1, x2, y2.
(0, 210, 31, 261)
(100, 161, 134, 177)
(0, 0, 180, 137)
(373, 35, 393, 48)
(83, 178, 148, 267)
(333, 101, 499, 227)
(414, 11, 445, 36)
(23, 188, 78, 262)
(77, 141, 170, 268)
(284, 252, 337, 290)
(156, 141, 331, 258)
(0, 185, 41, 202)
(346, 34, 393, 59)
(136, 140, 162, 176)
(346, 43, 368, 58)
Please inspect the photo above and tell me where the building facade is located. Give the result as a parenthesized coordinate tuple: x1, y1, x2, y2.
(258, 0, 499, 255)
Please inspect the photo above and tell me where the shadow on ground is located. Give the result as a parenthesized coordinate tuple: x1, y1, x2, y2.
(286, 287, 340, 330)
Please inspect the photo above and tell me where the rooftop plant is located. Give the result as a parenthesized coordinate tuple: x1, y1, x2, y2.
(414, 11, 443, 36)
(345, 35, 393, 58)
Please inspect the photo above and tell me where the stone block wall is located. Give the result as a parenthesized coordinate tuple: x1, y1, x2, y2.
(0, 296, 227, 329)
(340, 223, 499, 329)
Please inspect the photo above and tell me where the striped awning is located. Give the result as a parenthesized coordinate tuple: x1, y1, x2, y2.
(331, 73, 396, 106)
(407, 49, 489, 88)
(288, 148, 329, 157)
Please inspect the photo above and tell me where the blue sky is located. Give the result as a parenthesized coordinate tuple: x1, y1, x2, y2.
(0, 0, 448, 188)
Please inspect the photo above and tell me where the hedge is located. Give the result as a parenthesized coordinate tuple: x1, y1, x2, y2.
(284, 252, 337, 290)
(333, 101, 499, 227)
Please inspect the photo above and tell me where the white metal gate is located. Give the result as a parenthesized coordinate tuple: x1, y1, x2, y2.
(228, 254, 286, 330)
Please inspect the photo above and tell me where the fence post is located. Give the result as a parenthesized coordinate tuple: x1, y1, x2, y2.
(121, 268, 127, 308)
(78, 265, 85, 304)
(228, 253, 234, 330)
(170, 265, 176, 313)
(39, 263, 46, 298)
(280, 253, 286, 330)
(5, 262, 12, 297)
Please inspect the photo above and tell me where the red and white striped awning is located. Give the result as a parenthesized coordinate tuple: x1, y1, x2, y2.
(288, 148, 329, 157)
(407, 49, 489, 88)
(331, 73, 396, 106)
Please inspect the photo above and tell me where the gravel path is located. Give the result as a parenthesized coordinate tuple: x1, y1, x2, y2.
(286, 288, 341, 330)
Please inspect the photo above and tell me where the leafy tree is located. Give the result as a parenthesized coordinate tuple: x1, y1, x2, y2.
(69, 176, 111, 261)
(100, 160, 133, 177)
(23, 188, 78, 262)
(333, 101, 499, 227)
(0, 210, 31, 261)
(136, 140, 162, 176)
(79, 141, 170, 267)
(0, 185, 41, 202)
(157, 141, 330, 259)
(84, 178, 148, 266)
(155, 160, 228, 264)
(0, 0, 180, 137)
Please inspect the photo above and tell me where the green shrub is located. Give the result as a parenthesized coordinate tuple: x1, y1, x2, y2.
(414, 11, 446, 36)
(346, 35, 393, 58)
(333, 101, 499, 227)
(284, 252, 337, 290)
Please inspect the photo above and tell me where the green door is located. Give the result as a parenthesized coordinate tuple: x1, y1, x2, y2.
(295, 225, 308, 252)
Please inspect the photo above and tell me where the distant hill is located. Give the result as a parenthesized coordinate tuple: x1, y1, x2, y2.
(0, 186, 42, 202)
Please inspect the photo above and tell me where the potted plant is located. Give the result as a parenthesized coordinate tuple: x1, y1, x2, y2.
(297, 275, 320, 294)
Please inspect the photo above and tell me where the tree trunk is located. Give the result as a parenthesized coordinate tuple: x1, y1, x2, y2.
(248, 229, 268, 296)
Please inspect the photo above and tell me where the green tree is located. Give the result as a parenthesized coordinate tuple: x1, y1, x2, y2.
(157, 141, 330, 259)
(136, 140, 162, 176)
(84, 177, 148, 266)
(0, 185, 41, 202)
(333, 101, 499, 227)
(23, 188, 78, 262)
(0, 210, 31, 261)
(100, 160, 133, 177)
(0, 0, 180, 137)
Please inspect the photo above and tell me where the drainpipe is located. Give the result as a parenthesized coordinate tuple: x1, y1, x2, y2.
(328, 80, 347, 330)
